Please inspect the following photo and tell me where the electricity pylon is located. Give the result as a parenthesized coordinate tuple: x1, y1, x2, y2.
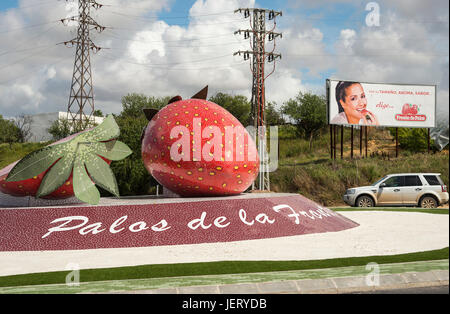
(61, 0, 105, 128)
(234, 8, 282, 191)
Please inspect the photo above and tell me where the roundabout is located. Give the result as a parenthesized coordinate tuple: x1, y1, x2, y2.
(0, 200, 447, 277)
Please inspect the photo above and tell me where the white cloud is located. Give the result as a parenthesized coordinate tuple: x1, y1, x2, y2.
(338, 29, 356, 50)
(128, 22, 169, 62)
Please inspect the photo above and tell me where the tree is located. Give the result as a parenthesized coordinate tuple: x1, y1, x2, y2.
(0, 115, 21, 147)
(389, 127, 434, 152)
(47, 118, 97, 141)
(93, 109, 104, 117)
(281, 92, 327, 150)
(265, 101, 285, 126)
(47, 118, 73, 141)
(110, 93, 171, 196)
(13, 114, 33, 143)
(121, 93, 169, 118)
(208, 92, 251, 126)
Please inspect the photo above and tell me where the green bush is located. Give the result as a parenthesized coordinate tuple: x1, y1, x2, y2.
(281, 92, 327, 150)
(279, 139, 310, 158)
(361, 164, 380, 183)
(47, 119, 72, 141)
(110, 115, 152, 196)
(389, 128, 433, 152)
(278, 125, 298, 139)
(0, 116, 21, 147)
(109, 93, 169, 196)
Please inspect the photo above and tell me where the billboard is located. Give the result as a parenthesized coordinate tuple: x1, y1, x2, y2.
(327, 80, 436, 128)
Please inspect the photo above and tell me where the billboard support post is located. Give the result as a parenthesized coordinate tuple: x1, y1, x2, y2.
(395, 128, 398, 158)
(332, 125, 335, 160)
(330, 125, 333, 159)
(340, 125, 344, 159)
(359, 127, 362, 157)
(365, 126, 368, 158)
(351, 126, 354, 159)
(335, 126, 338, 160)
(427, 128, 430, 154)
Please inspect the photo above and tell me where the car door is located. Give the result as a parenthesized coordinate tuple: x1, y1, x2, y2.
(401, 175, 424, 205)
(377, 176, 403, 205)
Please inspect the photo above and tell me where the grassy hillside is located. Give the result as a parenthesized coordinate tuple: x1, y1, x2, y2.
(0, 142, 48, 169)
(270, 126, 448, 206)
(271, 151, 449, 206)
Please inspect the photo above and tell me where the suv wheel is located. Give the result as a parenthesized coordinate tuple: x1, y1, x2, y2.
(419, 196, 438, 208)
(356, 195, 374, 207)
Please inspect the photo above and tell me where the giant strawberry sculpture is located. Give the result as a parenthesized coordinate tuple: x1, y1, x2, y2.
(0, 115, 132, 205)
(141, 86, 259, 197)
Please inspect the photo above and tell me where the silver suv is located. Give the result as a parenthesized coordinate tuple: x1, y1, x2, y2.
(343, 173, 449, 208)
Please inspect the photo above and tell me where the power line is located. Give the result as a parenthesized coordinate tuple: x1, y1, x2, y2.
(15, 0, 64, 10)
(0, 23, 60, 56)
(103, 29, 241, 43)
(101, 8, 237, 20)
(0, 20, 60, 34)
(105, 42, 247, 51)
(101, 4, 444, 25)
(102, 37, 247, 49)
(101, 53, 247, 71)
(284, 52, 449, 57)
(0, 44, 58, 71)
(107, 16, 247, 29)
(0, 43, 57, 57)
(278, 14, 449, 25)
(101, 51, 238, 67)
(0, 54, 69, 85)
(100, 4, 236, 17)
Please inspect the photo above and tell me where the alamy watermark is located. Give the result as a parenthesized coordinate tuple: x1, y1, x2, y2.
(167, 119, 279, 172)
(365, 262, 380, 287)
(365, 2, 380, 27)
(65, 262, 80, 287)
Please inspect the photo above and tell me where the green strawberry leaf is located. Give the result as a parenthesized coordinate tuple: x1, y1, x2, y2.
(36, 154, 74, 198)
(73, 159, 100, 205)
(92, 140, 133, 161)
(78, 114, 120, 142)
(84, 153, 120, 197)
(6, 142, 68, 182)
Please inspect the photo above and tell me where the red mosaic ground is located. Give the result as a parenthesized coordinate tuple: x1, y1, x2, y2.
(0, 194, 359, 251)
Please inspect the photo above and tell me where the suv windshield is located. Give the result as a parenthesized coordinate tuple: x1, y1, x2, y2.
(372, 176, 387, 186)
(382, 176, 403, 187)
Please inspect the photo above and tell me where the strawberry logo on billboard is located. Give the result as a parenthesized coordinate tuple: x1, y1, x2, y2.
(396, 103, 426, 122)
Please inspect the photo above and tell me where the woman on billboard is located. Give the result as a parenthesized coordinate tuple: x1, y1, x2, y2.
(331, 81, 379, 125)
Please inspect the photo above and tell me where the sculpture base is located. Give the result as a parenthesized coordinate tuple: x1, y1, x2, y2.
(0, 191, 83, 207)
(0, 193, 358, 252)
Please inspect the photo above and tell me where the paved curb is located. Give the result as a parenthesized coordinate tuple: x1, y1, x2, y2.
(135, 270, 449, 294)
(1, 260, 447, 294)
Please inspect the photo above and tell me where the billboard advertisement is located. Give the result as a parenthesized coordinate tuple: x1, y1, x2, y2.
(327, 80, 436, 128)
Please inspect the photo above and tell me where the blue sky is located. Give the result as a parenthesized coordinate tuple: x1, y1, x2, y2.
(0, 0, 448, 120)
(0, 0, 17, 11)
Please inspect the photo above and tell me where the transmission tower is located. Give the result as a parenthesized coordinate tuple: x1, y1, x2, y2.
(234, 8, 282, 191)
(61, 0, 105, 128)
